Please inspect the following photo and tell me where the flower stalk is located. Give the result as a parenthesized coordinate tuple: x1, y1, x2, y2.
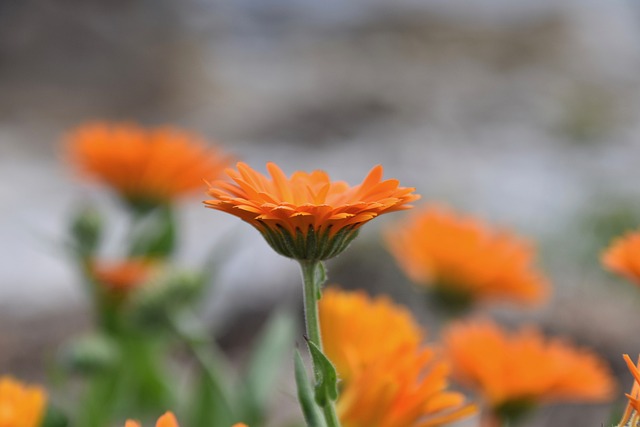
(299, 260, 341, 427)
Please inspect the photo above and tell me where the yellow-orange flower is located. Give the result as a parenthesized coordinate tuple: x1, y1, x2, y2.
(443, 319, 614, 418)
(90, 259, 156, 295)
(602, 231, 640, 286)
(319, 288, 423, 382)
(619, 354, 640, 427)
(386, 205, 549, 310)
(0, 376, 47, 427)
(320, 288, 475, 427)
(124, 412, 247, 427)
(66, 122, 230, 209)
(204, 162, 419, 260)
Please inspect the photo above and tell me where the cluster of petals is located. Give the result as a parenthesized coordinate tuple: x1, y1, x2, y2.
(66, 122, 230, 206)
(602, 231, 640, 286)
(204, 162, 419, 238)
(386, 205, 549, 307)
(442, 319, 615, 410)
(0, 376, 47, 427)
(619, 354, 640, 427)
(90, 258, 155, 295)
(319, 288, 475, 427)
(125, 411, 247, 427)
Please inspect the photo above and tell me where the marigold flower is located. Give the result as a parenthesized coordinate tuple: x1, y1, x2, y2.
(66, 122, 230, 210)
(320, 288, 476, 427)
(319, 288, 423, 382)
(124, 412, 247, 427)
(443, 319, 614, 422)
(204, 162, 419, 260)
(0, 376, 47, 427)
(619, 354, 640, 427)
(386, 205, 549, 311)
(602, 231, 640, 286)
(90, 258, 155, 296)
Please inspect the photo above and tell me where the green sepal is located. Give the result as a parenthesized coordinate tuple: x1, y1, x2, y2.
(294, 350, 327, 427)
(259, 224, 360, 261)
(306, 340, 339, 407)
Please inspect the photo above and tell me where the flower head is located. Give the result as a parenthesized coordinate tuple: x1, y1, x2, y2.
(90, 258, 156, 297)
(320, 288, 475, 427)
(0, 376, 47, 427)
(386, 205, 549, 311)
(204, 162, 419, 260)
(443, 319, 614, 422)
(124, 413, 247, 427)
(602, 231, 640, 286)
(619, 354, 640, 427)
(66, 122, 230, 210)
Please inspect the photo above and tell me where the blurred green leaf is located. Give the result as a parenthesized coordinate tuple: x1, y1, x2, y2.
(59, 334, 120, 375)
(128, 206, 176, 259)
(306, 340, 338, 407)
(41, 403, 69, 427)
(294, 350, 326, 427)
(69, 205, 103, 257)
(187, 363, 235, 427)
(240, 311, 296, 425)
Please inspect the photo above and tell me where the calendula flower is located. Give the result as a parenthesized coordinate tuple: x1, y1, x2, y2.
(0, 376, 47, 427)
(124, 412, 247, 427)
(602, 231, 640, 286)
(204, 162, 419, 260)
(319, 288, 423, 382)
(443, 319, 614, 424)
(386, 205, 549, 312)
(320, 288, 476, 427)
(619, 354, 640, 427)
(66, 122, 230, 210)
(90, 258, 156, 296)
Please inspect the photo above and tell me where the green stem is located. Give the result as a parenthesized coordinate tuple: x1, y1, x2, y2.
(299, 260, 341, 427)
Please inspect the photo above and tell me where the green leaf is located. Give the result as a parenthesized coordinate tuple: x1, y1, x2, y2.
(294, 350, 326, 427)
(128, 206, 176, 259)
(306, 340, 339, 407)
(41, 404, 69, 427)
(241, 311, 296, 424)
(188, 371, 235, 427)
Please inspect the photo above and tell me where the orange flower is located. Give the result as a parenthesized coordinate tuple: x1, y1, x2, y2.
(320, 288, 475, 427)
(66, 122, 230, 209)
(204, 162, 419, 260)
(319, 288, 423, 382)
(0, 376, 47, 427)
(619, 354, 640, 427)
(90, 259, 155, 295)
(443, 319, 614, 422)
(602, 231, 640, 286)
(386, 205, 549, 311)
(124, 413, 247, 427)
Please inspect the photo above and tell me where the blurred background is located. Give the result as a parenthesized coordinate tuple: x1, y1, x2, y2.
(2, 0, 640, 425)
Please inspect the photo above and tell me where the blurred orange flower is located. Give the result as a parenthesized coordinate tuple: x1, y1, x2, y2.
(0, 376, 47, 427)
(386, 205, 549, 311)
(124, 411, 248, 427)
(205, 162, 419, 260)
(320, 288, 475, 427)
(443, 319, 614, 423)
(619, 354, 640, 427)
(66, 122, 230, 209)
(90, 258, 155, 296)
(602, 231, 640, 286)
(319, 288, 423, 382)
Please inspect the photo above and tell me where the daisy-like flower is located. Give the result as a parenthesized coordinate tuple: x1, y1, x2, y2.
(90, 258, 156, 297)
(443, 319, 615, 425)
(386, 205, 549, 312)
(204, 162, 419, 260)
(0, 376, 47, 427)
(124, 412, 247, 427)
(66, 122, 230, 211)
(602, 231, 640, 286)
(320, 288, 476, 427)
(619, 354, 640, 427)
